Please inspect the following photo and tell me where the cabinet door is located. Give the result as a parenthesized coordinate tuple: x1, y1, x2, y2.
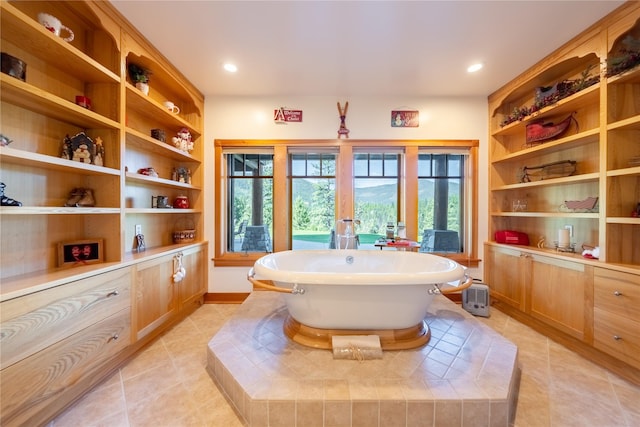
(1, 268, 130, 370)
(484, 245, 525, 309)
(1, 309, 130, 427)
(529, 255, 589, 340)
(134, 255, 176, 340)
(177, 246, 206, 309)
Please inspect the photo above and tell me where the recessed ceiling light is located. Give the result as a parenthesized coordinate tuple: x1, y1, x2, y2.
(467, 63, 483, 73)
(223, 63, 238, 73)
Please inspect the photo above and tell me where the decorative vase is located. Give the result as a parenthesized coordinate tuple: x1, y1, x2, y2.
(173, 195, 189, 209)
(135, 82, 149, 95)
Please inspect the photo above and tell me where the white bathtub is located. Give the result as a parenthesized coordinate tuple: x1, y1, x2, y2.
(250, 249, 467, 330)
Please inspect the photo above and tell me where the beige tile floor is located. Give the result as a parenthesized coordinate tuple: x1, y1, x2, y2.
(52, 302, 640, 427)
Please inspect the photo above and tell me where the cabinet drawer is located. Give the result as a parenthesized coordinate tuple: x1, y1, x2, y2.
(0, 308, 130, 426)
(0, 268, 131, 369)
(594, 308, 640, 369)
(593, 268, 640, 322)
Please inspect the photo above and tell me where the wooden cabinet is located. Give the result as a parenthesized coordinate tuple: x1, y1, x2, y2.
(0, 1, 207, 424)
(528, 253, 590, 340)
(593, 268, 640, 369)
(134, 254, 178, 340)
(486, 2, 640, 381)
(178, 244, 207, 308)
(484, 245, 526, 310)
(485, 244, 590, 340)
(134, 244, 207, 340)
(0, 0, 204, 287)
(0, 268, 132, 427)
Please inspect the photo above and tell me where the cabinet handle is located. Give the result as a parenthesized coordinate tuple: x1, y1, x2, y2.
(108, 334, 119, 343)
(106, 290, 119, 297)
(613, 291, 622, 297)
(613, 335, 621, 341)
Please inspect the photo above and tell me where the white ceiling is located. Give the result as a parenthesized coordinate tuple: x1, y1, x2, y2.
(110, 1, 624, 98)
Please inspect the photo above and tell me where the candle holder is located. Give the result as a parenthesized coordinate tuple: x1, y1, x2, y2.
(554, 241, 576, 253)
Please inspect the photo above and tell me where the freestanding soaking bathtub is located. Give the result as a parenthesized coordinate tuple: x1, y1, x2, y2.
(248, 249, 471, 349)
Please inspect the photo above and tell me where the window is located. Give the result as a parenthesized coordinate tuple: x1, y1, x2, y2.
(225, 152, 273, 253)
(289, 152, 336, 249)
(417, 152, 466, 253)
(214, 140, 479, 267)
(353, 151, 400, 249)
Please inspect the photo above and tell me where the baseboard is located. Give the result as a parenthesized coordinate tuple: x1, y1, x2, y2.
(204, 292, 250, 304)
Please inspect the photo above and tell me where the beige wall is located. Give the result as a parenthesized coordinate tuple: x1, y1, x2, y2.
(204, 95, 489, 292)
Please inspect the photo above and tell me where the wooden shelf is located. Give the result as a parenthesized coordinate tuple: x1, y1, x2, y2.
(0, 206, 120, 215)
(491, 211, 599, 219)
(125, 84, 201, 138)
(0, 75, 120, 130)
(607, 114, 640, 131)
(492, 172, 599, 191)
(125, 128, 199, 162)
(607, 64, 640, 85)
(492, 84, 600, 137)
(492, 128, 600, 163)
(125, 208, 200, 214)
(0, 2, 120, 83)
(125, 172, 200, 190)
(0, 146, 120, 176)
(607, 166, 640, 177)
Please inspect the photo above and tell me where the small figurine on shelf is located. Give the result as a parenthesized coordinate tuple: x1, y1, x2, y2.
(1, 182, 22, 206)
(62, 132, 95, 164)
(0, 134, 12, 146)
(174, 167, 191, 183)
(171, 128, 193, 153)
(94, 137, 105, 166)
(137, 167, 159, 178)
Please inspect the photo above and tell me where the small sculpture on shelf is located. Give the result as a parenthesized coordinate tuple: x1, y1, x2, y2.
(137, 167, 158, 178)
(1, 182, 22, 206)
(172, 167, 192, 184)
(0, 133, 12, 146)
(94, 137, 105, 166)
(172, 128, 193, 153)
(61, 132, 96, 165)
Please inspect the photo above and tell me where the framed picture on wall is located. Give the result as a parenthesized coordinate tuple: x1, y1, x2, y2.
(58, 239, 104, 267)
(391, 110, 419, 127)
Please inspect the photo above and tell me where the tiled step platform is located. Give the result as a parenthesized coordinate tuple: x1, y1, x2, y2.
(207, 292, 519, 427)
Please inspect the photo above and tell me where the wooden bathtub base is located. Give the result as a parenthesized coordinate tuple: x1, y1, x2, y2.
(283, 315, 431, 350)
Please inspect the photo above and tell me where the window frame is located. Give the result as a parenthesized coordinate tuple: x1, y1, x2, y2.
(213, 139, 479, 267)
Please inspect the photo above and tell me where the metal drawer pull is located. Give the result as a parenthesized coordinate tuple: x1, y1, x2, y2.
(613, 335, 621, 341)
(108, 334, 119, 343)
(106, 290, 119, 297)
(613, 291, 622, 296)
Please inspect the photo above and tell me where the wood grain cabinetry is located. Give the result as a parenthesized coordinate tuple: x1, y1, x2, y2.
(486, 2, 640, 381)
(134, 244, 206, 340)
(0, 1, 207, 424)
(593, 268, 640, 369)
(0, 268, 132, 427)
(0, 0, 205, 285)
(484, 245, 526, 310)
(485, 244, 590, 340)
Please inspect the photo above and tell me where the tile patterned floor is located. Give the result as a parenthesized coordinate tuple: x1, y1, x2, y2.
(52, 300, 640, 427)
